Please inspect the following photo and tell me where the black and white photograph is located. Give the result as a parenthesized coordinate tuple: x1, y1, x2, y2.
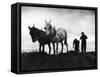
(21, 4, 97, 72)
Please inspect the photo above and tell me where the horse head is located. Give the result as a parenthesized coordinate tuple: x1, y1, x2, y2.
(44, 19, 56, 37)
(28, 24, 38, 42)
(44, 19, 51, 33)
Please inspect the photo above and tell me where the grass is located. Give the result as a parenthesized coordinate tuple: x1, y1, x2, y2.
(21, 51, 96, 71)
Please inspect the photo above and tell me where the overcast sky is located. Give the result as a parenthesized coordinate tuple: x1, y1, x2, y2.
(21, 6, 95, 53)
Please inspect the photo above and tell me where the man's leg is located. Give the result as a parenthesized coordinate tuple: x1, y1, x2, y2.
(84, 44, 86, 53)
(75, 46, 77, 52)
(81, 44, 83, 53)
(77, 46, 79, 53)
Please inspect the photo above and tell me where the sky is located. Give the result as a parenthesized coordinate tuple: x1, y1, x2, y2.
(21, 6, 95, 53)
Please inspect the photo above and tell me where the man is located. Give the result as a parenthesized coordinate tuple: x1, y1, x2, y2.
(73, 38, 80, 53)
(80, 32, 88, 53)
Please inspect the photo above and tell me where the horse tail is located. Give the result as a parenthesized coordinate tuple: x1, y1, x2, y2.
(64, 30, 67, 45)
(64, 30, 68, 52)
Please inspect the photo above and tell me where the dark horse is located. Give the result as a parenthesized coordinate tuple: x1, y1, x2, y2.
(28, 25, 51, 55)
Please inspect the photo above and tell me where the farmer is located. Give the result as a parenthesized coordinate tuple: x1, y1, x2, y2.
(73, 38, 80, 53)
(80, 32, 88, 53)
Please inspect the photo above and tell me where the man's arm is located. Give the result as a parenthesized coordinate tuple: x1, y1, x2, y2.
(73, 40, 75, 48)
(85, 35, 88, 39)
(80, 36, 82, 39)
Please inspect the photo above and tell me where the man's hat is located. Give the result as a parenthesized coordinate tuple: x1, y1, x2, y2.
(75, 38, 77, 40)
(81, 32, 84, 34)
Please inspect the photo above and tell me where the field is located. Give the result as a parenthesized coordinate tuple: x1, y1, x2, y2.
(21, 51, 96, 72)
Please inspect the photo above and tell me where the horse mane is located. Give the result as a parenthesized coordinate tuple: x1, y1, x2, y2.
(34, 26, 45, 34)
(34, 27, 46, 36)
(49, 26, 56, 37)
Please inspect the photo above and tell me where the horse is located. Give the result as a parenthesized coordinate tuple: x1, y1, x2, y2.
(44, 19, 68, 54)
(28, 24, 51, 55)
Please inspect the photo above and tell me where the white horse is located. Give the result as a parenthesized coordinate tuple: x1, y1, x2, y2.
(44, 19, 68, 54)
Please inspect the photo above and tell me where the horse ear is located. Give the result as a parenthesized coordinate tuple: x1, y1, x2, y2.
(32, 24, 35, 28)
(49, 19, 51, 23)
(45, 19, 47, 24)
(28, 26, 31, 30)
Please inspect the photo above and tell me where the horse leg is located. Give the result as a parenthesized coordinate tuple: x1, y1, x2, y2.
(39, 44, 42, 52)
(56, 43, 58, 54)
(48, 43, 51, 55)
(61, 41, 63, 53)
(64, 38, 68, 52)
(65, 43, 68, 52)
(52, 43, 55, 55)
(42, 44, 45, 52)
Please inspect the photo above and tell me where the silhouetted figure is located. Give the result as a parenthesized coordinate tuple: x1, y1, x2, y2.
(80, 32, 88, 53)
(73, 38, 80, 53)
(28, 25, 51, 55)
